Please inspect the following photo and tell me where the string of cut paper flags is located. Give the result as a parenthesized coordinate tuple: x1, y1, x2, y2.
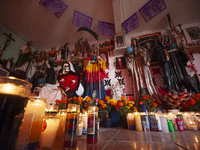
(39, 0, 167, 35)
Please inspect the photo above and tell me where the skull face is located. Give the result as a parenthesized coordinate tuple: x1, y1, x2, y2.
(63, 62, 70, 74)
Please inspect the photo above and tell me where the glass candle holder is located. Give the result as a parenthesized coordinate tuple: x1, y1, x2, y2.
(77, 113, 84, 136)
(196, 112, 200, 130)
(134, 112, 143, 131)
(64, 104, 80, 149)
(82, 111, 88, 135)
(56, 109, 67, 140)
(127, 113, 135, 130)
(149, 112, 158, 131)
(185, 112, 198, 131)
(40, 115, 61, 149)
(160, 114, 170, 133)
(0, 76, 32, 150)
(167, 112, 178, 130)
(140, 112, 150, 132)
(45, 104, 59, 116)
(175, 112, 184, 132)
(87, 106, 98, 144)
(16, 96, 47, 150)
(155, 113, 162, 131)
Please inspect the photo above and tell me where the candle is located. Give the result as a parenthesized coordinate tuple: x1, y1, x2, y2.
(149, 112, 158, 131)
(64, 104, 80, 149)
(87, 106, 98, 144)
(167, 120, 175, 132)
(175, 113, 184, 132)
(140, 112, 150, 132)
(155, 113, 162, 131)
(183, 112, 191, 130)
(127, 113, 135, 130)
(16, 97, 47, 150)
(40, 116, 60, 149)
(77, 113, 83, 136)
(160, 116, 169, 133)
(82, 111, 88, 135)
(134, 112, 143, 131)
(56, 109, 67, 139)
(167, 112, 178, 130)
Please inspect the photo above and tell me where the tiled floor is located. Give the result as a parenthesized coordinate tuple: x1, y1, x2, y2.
(52, 127, 200, 150)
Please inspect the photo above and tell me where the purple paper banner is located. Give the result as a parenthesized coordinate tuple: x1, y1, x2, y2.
(98, 21, 115, 36)
(139, 0, 167, 22)
(39, 0, 68, 18)
(72, 11, 93, 29)
(121, 13, 139, 34)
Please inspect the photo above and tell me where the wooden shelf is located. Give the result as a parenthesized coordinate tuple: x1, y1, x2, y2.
(53, 46, 115, 66)
(99, 45, 114, 53)
(186, 45, 200, 53)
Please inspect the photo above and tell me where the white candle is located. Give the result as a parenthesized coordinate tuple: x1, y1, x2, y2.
(155, 113, 162, 131)
(160, 116, 169, 133)
(40, 117, 60, 149)
(183, 112, 191, 130)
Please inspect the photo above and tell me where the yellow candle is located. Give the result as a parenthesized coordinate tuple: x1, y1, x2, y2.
(134, 112, 143, 131)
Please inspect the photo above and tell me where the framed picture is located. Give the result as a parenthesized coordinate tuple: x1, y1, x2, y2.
(186, 26, 200, 40)
(99, 52, 109, 66)
(115, 34, 126, 48)
(139, 32, 161, 61)
(115, 56, 126, 69)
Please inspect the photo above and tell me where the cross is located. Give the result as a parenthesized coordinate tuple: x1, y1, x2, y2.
(3, 33, 15, 51)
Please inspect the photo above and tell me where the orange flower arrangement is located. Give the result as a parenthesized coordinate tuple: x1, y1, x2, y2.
(184, 93, 200, 112)
(140, 95, 158, 112)
(116, 96, 137, 118)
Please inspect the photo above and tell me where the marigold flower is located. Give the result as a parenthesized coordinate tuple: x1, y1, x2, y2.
(67, 98, 72, 101)
(126, 106, 130, 109)
(121, 96, 126, 100)
(82, 109, 86, 112)
(118, 102, 123, 106)
(189, 99, 196, 105)
(112, 99, 118, 105)
(98, 100, 104, 105)
(61, 99, 67, 104)
(142, 97, 146, 101)
(124, 100, 128, 105)
(77, 100, 82, 104)
(105, 114, 109, 118)
(55, 99, 61, 104)
(78, 96, 83, 101)
(73, 97, 77, 101)
(84, 103, 88, 108)
(129, 104, 133, 107)
(85, 97, 92, 101)
(115, 105, 119, 109)
(105, 96, 110, 101)
(110, 101, 114, 105)
(195, 93, 200, 97)
(153, 99, 156, 102)
(139, 101, 143, 105)
(153, 103, 158, 107)
(146, 95, 150, 98)
(194, 97, 198, 101)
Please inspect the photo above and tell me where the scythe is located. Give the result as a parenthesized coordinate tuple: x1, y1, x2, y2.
(77, 27, 102, 99)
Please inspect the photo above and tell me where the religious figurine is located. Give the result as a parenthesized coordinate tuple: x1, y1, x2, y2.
(57, 62, 83, 98)
(56, 47, 62, 61)
(83, 45, 106, 100)
(112, 79, 124, 100)
(26, 58, 38, 81)
(49, 46, 56, 61)
(61, 42, 69, 60)
(82, 39, 90, 57)
(75, 38, 82, 58)
(44, 57, 55, 84)
(15, 41, 33, 76)
(125, 37, 162, 106)
(152, 35, 199, 93)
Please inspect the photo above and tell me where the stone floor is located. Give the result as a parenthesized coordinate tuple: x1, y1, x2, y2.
(51, 127, 200, 150)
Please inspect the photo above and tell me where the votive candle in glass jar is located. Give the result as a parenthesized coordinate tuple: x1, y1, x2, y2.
(87, 106, 98, 144)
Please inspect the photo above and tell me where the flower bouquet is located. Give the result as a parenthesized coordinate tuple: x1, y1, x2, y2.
(183, 93, 200, 112)
(139, 95, 158, 112)
(116, 96, 137, 118)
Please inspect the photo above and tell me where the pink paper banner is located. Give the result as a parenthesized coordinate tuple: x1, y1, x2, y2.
(72, 10, 93, 29)
(39, 0, 68, 18)
(139, 0, 167, 22)
(98, 21, 115, 36)
(121, 13, 139, 34)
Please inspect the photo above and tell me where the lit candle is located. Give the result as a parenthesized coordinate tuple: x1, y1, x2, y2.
(140, 112, 150, 132)
(155, 113, 162, 131)
(82, 111, 88, 135)
(77, 113, 83, 136)
(134, 112, 142, 131)
(183, 112, 191, 130)
(127, 113, 135, 130)
(160, 115, 169, 133)
(40, 116, 60, 149)
(167, 112, 177, 130)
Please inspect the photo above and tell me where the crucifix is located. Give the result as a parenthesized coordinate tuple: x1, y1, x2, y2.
(3, 33, 15, 51)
